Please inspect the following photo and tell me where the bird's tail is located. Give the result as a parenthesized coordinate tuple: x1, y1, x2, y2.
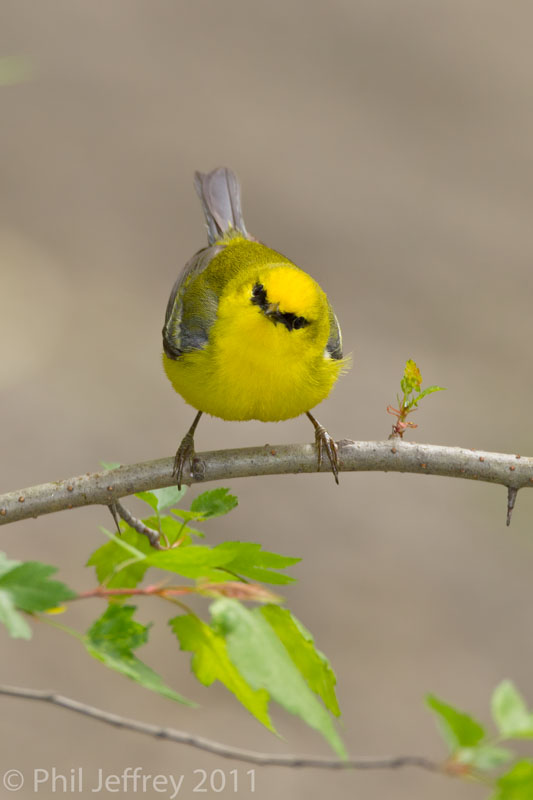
(194, 167, 250, 244)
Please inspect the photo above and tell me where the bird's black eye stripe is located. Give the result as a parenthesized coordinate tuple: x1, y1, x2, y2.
(251, 282, 267, 307)
(251, 282, 310, 331)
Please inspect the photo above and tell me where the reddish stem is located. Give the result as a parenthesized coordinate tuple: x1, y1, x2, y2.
(74, 585, 194, 601)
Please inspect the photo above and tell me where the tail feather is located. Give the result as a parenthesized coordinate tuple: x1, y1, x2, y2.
(194, 167, 249, 244)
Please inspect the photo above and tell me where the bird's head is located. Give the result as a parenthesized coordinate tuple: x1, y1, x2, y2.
(223, 265, 330, 356)
(213, 264, 332, 369)
(258, 264, 327, 329)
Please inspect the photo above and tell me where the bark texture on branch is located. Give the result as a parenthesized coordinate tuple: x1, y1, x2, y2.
(0, 440, 531, 526)
(0, 684, 441, 772)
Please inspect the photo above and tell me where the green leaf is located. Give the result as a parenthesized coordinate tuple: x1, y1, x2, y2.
(211, 542, 299, 585)
(411, 385, 446, 407)
(426, 694, 485, 751)
(261, 605, 340, 716)
(190, 488, 238, 519)
(0, 591, 32, 639)
(492, 681, 533, 739)
(145, 515, 199, 546)
(146, 540, 299, 585)
(0, 561, 76, 612)
(0, 556, 74, 639)
(170, 614, 272, 729)
(457, 745, 513, 771)
(89, 513, 198, 588)
(97, 525, 147, 559)
(211, 598, 346, 758)
(87, 527, 151, 590)
(137, 486, 187, 513)
(145, 544, 237, 579)
(0, 553, 22, 579)
(86, 605, 193, 706)
(492, 760, 533, 800)
(135, 492, 160, 513)
(401, 359, 422, 394)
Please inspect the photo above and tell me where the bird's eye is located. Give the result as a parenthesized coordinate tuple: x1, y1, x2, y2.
(252, 283, 264, 296)
(292, 316, 307, 330)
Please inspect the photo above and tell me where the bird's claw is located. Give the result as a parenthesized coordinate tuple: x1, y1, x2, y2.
(173, 432, 195, 490)
(314, 424, 339, 484)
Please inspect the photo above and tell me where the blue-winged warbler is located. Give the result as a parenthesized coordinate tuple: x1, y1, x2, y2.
(162, 168, 347, 486)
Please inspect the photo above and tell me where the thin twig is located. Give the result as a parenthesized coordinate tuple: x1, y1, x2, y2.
(73, 584, 194, 601)
(0, 440, 531, 527)
(111, 500, 163, 549)
(0, 684, 443, 773)
(72, 582, 275, 602)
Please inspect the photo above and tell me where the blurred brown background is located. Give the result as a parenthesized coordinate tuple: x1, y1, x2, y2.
(2, 2, 533, 798)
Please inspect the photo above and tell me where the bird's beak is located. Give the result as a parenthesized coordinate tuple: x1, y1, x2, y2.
(264, 302, 280, 317)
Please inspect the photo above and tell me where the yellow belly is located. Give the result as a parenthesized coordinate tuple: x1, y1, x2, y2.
(163, 346, 341, 422)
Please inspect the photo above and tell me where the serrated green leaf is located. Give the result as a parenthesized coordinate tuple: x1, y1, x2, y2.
(402, 359, 422, 394)
(457, 745, 513, 771)
(88, 514, 199, 590)
(225, 565, 295, 585)
(492, 681, 533, 739)
(146, 540, 299, 585)
(0, 590, 32, 639)
(170, 614, 272, 729)
(212, 542, 299, 585)
(426, 694, 485, 751)
(98, 525, 147, 558)
(88, 604, 148, 652)
(261, 605, 340, 716)
(0, 562, 76, 612)
(86, 605, 193, 705)
(412, 385, 446, 407)
(171, 509, 205, 523)
(491, 760, 533, 800)
(87, 528, 151, 589)
(145, 545, 236, 579)
(0, 557, 74, 638)
(211, 598, 346, 758)
(190, 488, 238, 519)
(213, 542, 299, 569)
(137, 486, 187, 513)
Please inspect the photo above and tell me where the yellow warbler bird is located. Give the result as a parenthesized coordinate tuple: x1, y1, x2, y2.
(162, 168, 347, 487)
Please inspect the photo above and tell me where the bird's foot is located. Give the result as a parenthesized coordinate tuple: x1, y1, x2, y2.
(173, 432, 196, 490)
(306, 411, 339, 484)
(314, 424, 339, 484)
(173, 411, 203, 489)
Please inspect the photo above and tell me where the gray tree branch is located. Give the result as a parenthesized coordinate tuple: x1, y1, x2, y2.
(1, 440, 531, 527)
(0, 684, 442, 773)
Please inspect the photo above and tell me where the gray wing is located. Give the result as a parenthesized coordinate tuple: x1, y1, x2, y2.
(325, 305, 343, 360)
(163, 167, 250, 359)
(162, 245, 221, 359)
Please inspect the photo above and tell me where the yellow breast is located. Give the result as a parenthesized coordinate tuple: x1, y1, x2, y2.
(163, 265, 344, 422)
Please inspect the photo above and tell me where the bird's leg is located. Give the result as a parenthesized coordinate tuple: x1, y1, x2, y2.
(306, 411, 339, 485)
(173, 411, 203, 489)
